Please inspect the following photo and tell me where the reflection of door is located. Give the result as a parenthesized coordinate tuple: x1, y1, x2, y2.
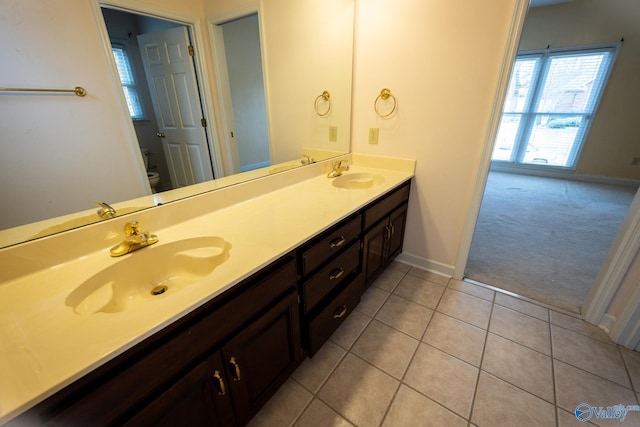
(214, 14, 270, 174)
(137, 27, 214, 188)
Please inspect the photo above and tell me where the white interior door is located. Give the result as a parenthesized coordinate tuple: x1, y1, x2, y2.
(137, 26, 214, 188)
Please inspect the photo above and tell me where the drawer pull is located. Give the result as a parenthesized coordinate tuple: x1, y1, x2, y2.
(212, 370, 226, 395)
(333, 305, 348, 319)
(329, 267, 345, 280)
(229, 357, 241, 381)
(329, 236, 347, 248)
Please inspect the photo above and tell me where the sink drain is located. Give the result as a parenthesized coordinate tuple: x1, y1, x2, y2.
(151, 285, 168, 296)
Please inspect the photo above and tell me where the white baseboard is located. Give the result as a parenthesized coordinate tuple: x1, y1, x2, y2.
(395, 253, 454, 278)
(491, 164, 640, 188)
(598, 313, 617, 335)
(240, 161, 271, 172)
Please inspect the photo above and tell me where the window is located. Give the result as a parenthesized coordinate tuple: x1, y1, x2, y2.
(111, 46, 144, 120)
(492, 46, 617, 168)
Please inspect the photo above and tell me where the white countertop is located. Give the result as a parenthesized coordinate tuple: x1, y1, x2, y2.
(0, 154, 414, 424)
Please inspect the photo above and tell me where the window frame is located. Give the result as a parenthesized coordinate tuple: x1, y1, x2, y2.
(492, 43, 620, 170)
(111, 43, 146, 121)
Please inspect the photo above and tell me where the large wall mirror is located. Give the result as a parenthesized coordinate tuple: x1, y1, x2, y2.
(0, 0, 354, 248)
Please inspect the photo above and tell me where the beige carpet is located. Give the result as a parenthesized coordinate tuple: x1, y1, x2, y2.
(466, 172, 637, 313)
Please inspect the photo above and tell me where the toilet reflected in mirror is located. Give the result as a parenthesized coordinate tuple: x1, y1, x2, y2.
(141, 149, 160, 193)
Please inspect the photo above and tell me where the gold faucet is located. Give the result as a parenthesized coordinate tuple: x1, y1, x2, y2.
(301, 154, 316, 165)
(327, 160, 349, 178)
(96, 201, 116, 219)
(110, 221, 159, 257)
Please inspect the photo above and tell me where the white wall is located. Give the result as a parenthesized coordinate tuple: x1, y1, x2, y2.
(260, 0, 354, 164)
(352, 0, 520, 273)
(520, 0, 640, 180)
(0, 0, 149, 229)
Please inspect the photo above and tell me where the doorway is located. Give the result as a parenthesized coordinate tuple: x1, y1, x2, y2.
(460, 0, 640, 316)
(210, 13, 270, 175)
(100, 6, 217, 192)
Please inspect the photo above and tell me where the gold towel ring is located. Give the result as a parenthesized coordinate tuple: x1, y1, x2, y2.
(374, 88, 397, 118)
(314, 91, 331, 117)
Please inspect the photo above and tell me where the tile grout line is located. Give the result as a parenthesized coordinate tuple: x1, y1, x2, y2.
(466, 291, 496, 425)
(550, 322, 617, 347)
(377, 275, 449, 426)
(548, 307, 559, 427)
(370, 270, 421, 427)
(288, 342, 352, 424)
(464, 277, 582, 317)
(617, 345, 640, 404)
(377, 282, 455, 425)
(337, 350, 402, 427)
(553, 356, 636, 393)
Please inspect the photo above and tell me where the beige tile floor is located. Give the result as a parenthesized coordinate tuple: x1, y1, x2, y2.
(249, 263, 640, 427)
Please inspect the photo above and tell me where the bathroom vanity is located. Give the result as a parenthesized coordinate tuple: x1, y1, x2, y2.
(0, 155, 414, 426)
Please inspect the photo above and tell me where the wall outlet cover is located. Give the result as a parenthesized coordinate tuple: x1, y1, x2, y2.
(369, 128, 379, 145)
(329, 126, 338, 142)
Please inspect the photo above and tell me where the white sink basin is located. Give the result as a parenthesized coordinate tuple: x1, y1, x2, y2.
(66, 236, 231, 315)
(332, 172, 385, 190)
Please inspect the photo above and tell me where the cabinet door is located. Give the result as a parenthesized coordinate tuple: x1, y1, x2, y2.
(387, 203, 408, 261)
(124, 351, 234, 427)
(221, 291, 302, 425)
(363, 218, 390, 286)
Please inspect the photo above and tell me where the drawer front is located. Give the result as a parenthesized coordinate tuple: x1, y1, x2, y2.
(307, 274, 362, 356)
(363, 182, 410, 230)
(302, 241, 360, 313)
(301, 215, 361, 275)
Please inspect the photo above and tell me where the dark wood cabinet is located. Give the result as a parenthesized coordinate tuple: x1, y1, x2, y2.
(125, 291, 301, 427)
(123, 352, 234, 427)
(363, 182, 410, 288)
(221, 291, 301, 426)
(6, 178, 412, 427)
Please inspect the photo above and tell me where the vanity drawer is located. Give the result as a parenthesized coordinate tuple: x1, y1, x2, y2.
(301, 215, 361, 275)
(307, 273, 362, 356)
(302, 241, 360, 313)
(363, 182, 410, 230)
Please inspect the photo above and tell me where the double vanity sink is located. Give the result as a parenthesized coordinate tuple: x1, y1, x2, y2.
(0, 154, 414, 425)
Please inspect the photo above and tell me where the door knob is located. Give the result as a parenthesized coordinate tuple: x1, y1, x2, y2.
(156, 132, 165, 138)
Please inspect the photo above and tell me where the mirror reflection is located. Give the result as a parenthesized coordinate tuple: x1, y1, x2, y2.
(0, 0, 353, 248)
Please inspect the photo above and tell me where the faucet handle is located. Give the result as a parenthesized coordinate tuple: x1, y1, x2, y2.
(95, 201, 116, 219)
(333, 159, 348, 168)
(124, 221, 141, 237)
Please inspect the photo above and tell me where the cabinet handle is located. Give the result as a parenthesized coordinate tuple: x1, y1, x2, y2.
(329, 236, 346, 248)
(212, 370, 226, 395)
(329, 267, 345, 280)
(229, 357, 241, 381)
(389, 223, 395, 237)
(333, 305, 348, 319)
